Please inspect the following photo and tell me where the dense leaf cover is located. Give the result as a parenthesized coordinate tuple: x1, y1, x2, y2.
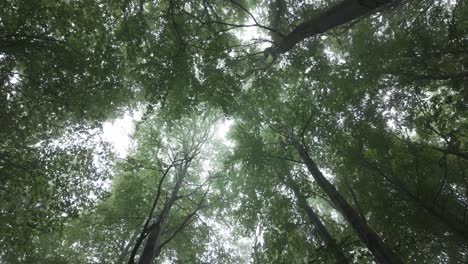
(1, 0, 467, 263)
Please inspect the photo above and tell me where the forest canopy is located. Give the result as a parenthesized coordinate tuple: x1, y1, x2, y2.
(0, 0, 467, 263)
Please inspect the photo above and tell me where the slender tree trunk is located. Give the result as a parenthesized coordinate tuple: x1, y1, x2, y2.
(137, 162, 189, 264)
(292, 140, 402, 264)
(418, 143, 468, 161)
(138, 224, 164, 264)
(408, 191, 468, 240)
(272, 0, 397, 54)
(415, 71, 468, 81)
(369, 164, 468, 239)
(393, 134, 468, 161)
(286, 178, 349, 264)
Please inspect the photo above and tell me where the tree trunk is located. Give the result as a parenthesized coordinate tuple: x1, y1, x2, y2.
(273, 0, 396, 54)
(409, 192, 468, 240)
(137, 162, 189, 264)
(138, 223, 164, 264)
(369, 164, 468, 239)
(420, 144, 468, 161)
(415, 71, 468, 81)
(292, 140, 402, 264)
(287, 178, 349, 264)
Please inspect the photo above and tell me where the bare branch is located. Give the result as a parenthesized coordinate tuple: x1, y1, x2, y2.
(159, 184, 210, 250)
(228, 0, 285, 36)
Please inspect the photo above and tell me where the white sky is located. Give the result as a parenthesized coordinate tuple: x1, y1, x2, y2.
(102, 111, 235, 158)
(102, 109, 143, 158)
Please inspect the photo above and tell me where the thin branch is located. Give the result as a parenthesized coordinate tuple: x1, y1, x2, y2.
(1, 34, 85, 57)
(228, 0, 285, 36)
(127, 157, 182, 264)
(432, 154, 448, 207)
(266, 154, 304, 164)
(159, 185, 210, 250)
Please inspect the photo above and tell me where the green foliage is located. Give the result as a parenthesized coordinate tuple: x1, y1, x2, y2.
(2, 0, 468, 263)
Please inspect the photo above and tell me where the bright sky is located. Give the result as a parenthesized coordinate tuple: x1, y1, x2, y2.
(102, 109, 143, 158)
(102, 111, 235, 158)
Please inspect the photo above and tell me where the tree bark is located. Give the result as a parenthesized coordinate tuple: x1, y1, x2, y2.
(138, 224, 164, 264)
(406, 190, 468, 240)
(419, 143, 468, 161)
(415, 71, 468, 81)
(368, 164, 468, 240)
(137, 162, 189, 264)
(286, 178, 349, 264)
(292, 139, 402, 264)
(272, 0, 396, 54)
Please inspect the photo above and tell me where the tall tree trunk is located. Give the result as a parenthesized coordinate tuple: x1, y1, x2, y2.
(415, 142, 468, 161)
(292, 139, 402, 264)
(137, 162, 189, 264)
(406, 189, 468, 240)
(368, 164, 468, 239)
(286, 178, 349, 264)
(272, 0, 397, 54)
(138, 224, 164, 264)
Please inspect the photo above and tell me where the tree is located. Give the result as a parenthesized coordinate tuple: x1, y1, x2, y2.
(290, 135, 401, 263)
(0, 127, 111, 262)
(285, 174, 350, 264)
(2, 0, 467, 263)
(267, 0, 400, 55)
(124, 112, 220, 263)
(224, 116, 361, 263)
(327, 122, 468, 262)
